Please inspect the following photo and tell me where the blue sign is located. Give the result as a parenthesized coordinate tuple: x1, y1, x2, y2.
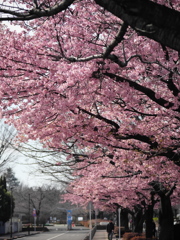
(67, 210, 72, 224)
(33, 208, 36, 217)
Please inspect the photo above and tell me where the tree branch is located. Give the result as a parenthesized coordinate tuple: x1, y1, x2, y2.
(0, 0, 75, 21)
(102, 170, 142, 178)
(103, 22, 128, 59)
(105, 72, 179, 112)
(78, 107, 120, 131)
(0, 0, 180, 51)
(95, 0, 180, 51)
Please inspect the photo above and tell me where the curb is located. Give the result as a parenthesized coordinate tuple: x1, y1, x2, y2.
(84, 226, 97, 240)
(0, 231, 40, 240)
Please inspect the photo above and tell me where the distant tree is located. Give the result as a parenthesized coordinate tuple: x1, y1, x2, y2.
(13, 185, 85, 225)
(5, 168, 20, 190)
(0, 176, 7, 191)
(0, 176, 14, 223)
(14, 185, 65, 225)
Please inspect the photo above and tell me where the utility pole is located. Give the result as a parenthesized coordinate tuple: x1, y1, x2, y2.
(10, 187, 13, 238)
(28, 194, 31, 235)
(118, 208, 121, 240)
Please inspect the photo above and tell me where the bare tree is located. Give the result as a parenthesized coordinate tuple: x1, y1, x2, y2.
(0, 120, 17, 170)
(13, 185, 83, 226)
(17, 141, 82, 187)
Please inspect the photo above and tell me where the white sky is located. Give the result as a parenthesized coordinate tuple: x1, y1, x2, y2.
(6, 156, 48, 187)
(12, 158, 49, 187)
(3, 148, 59, 188)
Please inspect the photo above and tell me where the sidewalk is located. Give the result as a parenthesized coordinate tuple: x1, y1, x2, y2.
(0, 231, 40, 240)
(93, 230, 107, 240)
(92, 230, 123, 240)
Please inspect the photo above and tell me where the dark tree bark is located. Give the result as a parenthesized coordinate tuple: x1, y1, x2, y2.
(120, 208, 129, 232)
(95, 0, 180, 51)
(149, 181, 175, 240)
(159, 194, 174, 240)
(145, 204, 154, 239)
(133, 206, 144, 233)
(1, 0, 180, 51)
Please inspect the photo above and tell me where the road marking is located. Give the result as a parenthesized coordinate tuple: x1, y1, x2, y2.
(47, 232, 66, 240)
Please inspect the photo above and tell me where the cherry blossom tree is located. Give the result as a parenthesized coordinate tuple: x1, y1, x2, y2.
(0, 1, 179, 239)
(0, 3, 178, 164)
(64, 152, 180, 239)
(0, 0, 180, 51)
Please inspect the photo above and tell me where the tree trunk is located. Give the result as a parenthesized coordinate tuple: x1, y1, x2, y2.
(159, 195, 174, 240)
(121, 208, 129, 232)
(134, 207, 144, 233)
(145, 204, 154, 239)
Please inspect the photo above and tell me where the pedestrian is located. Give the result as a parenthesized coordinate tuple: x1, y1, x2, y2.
(106, 219, 114, 240)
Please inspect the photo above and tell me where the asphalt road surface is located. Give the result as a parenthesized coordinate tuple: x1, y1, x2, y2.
(19, 225, 90, 240)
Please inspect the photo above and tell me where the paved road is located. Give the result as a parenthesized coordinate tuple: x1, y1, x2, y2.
(16, 226, 90, 240)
